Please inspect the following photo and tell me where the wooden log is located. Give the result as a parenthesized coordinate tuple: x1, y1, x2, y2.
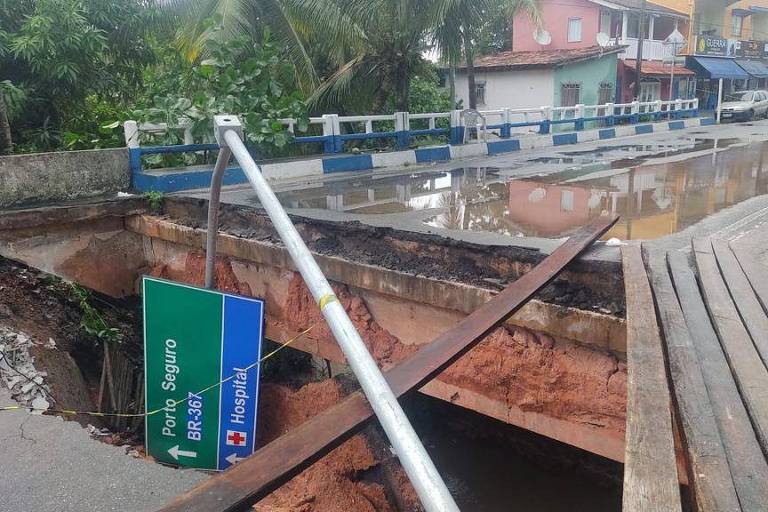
(692, 238, 768, 453)
(712, 240, 768, 369)
(730, 241, 768, 317)
(669, 250, 768, 511)
(645, 250, 740, 511)
(621, 245, 681, 511)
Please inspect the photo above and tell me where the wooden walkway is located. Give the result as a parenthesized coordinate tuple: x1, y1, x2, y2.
(623, 240, 768, 512)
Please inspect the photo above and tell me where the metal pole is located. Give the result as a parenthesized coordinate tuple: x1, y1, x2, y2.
(669, 55, 676, 101)
(212, 116, 460, 512)
(716, 78, 723, 124)
(633, 0, 646, 99)
(204, 146, 233, 289)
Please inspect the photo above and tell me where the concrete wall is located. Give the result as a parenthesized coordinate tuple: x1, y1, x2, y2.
(513, 0, 601, 51)
(553, 53, 619, 106)
(454, 68, 554, 111)
(0, 148, 129, 208)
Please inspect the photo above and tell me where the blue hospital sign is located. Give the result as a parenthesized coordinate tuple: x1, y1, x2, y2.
(143, 277, 265, 470)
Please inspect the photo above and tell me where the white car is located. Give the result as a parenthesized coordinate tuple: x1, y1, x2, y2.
(720, 90, 768, 121)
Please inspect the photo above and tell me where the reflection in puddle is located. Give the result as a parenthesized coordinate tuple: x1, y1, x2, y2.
(276, 139, 768, 240)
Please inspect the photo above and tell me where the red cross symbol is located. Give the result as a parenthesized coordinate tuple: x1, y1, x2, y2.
(226, 430, 247, 446)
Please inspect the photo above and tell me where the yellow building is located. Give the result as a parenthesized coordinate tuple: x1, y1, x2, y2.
(649, 0, 768, 44)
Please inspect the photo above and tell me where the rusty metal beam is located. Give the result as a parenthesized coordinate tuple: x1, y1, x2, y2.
(159, 214, 619, 512)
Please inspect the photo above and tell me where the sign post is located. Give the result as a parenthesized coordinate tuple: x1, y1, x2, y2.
(143, 277, 264, 470)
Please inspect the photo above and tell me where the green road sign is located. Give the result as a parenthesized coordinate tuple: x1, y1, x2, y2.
(143, 277, 264, 470)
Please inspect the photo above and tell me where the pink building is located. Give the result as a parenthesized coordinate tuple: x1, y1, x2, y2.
(512, 0, 695, 101)
(513, 0, 602, 51)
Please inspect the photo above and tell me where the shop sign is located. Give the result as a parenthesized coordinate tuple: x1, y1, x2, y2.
(695, 35, 735, 57)
(737, 40, 765, 59)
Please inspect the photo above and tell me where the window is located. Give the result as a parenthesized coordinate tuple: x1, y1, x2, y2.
(598, 82, 614, 105)
(560, 190, 575, 212)
(561, 83, 581, 107)
(639, 81, 660, 102)
(626, 13, 650, 39)
(568, 18, 582, 42)
(599, 10, 611, 35)
(475, 82, 486, 106)
(732, 15, 744, 38)
(652, 16, 676, 42)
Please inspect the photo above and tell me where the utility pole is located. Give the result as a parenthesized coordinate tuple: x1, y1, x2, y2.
(633, 0, 647, 99)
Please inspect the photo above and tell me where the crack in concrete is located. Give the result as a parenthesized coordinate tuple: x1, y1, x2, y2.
(17, 413, 36, 444)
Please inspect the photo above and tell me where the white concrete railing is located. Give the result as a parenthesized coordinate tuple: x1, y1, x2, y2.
(613, 38, 676, 61)
(124, 98, 699, 154)
(477, 107, 546, 128)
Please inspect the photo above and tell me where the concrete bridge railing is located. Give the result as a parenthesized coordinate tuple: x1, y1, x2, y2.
(123, 98, 699, 176)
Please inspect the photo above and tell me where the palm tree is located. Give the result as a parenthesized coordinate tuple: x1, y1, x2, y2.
(307, 0, 435, 112)
(431, 0, 540, 109)
(168, 0, 441, 113)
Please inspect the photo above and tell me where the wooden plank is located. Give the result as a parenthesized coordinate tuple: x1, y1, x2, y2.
(692, 238, 768, 453)
(645, 251, 741, 512)
(621, 246, 681, 512)
(730, 241, 768, 316)
(669, 251, 768, 512)
(713, 240, 768, 368)
(159, 215, 619, 512)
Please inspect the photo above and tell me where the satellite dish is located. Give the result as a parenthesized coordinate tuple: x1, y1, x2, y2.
(596, 32, 610, 47)
(533, 29, 552, 46)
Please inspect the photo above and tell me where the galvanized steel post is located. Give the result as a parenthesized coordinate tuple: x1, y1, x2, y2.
(208, 115, 460, 512)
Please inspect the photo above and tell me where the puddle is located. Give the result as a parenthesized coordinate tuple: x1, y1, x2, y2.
(275, 139, 767, 240)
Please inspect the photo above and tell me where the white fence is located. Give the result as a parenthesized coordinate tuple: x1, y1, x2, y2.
(124, 98, 699, 157)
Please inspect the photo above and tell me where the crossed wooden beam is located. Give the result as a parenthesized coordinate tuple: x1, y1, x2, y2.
(160, 214, 618, 512)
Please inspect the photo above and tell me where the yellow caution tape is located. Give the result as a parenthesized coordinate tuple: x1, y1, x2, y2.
(0, 323, 318, 418)
(318, 293, 337, 311)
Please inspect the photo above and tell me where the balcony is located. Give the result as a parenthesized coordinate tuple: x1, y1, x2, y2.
(608, 38, 677, 61)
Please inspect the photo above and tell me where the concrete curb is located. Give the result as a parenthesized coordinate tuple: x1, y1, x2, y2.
(132, 117, 714, 192)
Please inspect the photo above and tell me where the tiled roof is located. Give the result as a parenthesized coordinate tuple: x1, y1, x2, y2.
(621, 59, 696, 76)
(461, 46, 625, 71)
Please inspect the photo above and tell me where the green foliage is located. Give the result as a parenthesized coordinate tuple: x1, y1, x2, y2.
(9, 0, 107, 93)
(131, 27, 307, 158)
(474, 4, 514, 55)
(389, 68, 456, 114)
(0, 0, 159, 153)
(71, 284, 123, 344)
(0, 80, 27, 119)
(143, 191, 164, 212)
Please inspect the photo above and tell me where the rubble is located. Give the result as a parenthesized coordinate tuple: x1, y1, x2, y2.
(0, 325, 51, 410)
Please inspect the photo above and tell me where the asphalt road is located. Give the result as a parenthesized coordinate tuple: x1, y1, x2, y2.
(0, 388, 205, 512)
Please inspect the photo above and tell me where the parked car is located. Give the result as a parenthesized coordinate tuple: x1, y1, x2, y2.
(720, 90, 768, 121)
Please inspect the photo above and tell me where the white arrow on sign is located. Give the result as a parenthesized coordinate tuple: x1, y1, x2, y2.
(168, 445, 197, 460)
(225, 453, 246, 465)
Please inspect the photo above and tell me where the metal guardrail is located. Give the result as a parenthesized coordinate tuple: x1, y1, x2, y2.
(203, 115, 460, 512)
(124, 98, 699, 174)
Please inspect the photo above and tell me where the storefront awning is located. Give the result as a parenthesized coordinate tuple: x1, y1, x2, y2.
(685, 56, 749, 80)
(736, 59, 768, 79)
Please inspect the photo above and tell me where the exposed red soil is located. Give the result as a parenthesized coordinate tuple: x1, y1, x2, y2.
(149, 252, 251, 296)
(282, 274, 626, 433)
(254, 380, 413, 512)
